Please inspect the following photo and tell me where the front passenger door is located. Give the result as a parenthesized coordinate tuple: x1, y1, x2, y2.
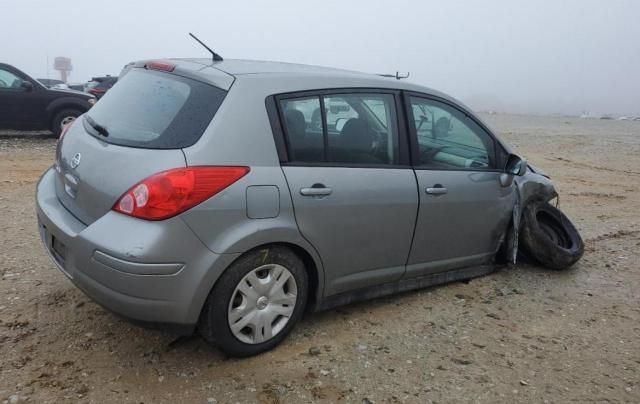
(404, 95, 516, 278)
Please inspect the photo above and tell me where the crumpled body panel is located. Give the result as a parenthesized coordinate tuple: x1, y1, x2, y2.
(506, 168, 559, 263)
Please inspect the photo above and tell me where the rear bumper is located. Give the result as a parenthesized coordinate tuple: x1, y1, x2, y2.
(36, 167, 239, 333)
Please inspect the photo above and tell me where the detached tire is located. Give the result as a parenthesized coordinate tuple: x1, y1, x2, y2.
(51, 109, 82, 138)
(199, 246, 308, 357)
(521, 202, 584, 270)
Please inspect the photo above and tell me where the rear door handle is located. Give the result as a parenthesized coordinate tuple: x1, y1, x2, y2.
(300, 185, 332, 196)
(426, 185, 448, 195)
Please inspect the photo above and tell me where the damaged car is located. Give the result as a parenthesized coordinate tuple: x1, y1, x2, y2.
(36, 57, 583, 357)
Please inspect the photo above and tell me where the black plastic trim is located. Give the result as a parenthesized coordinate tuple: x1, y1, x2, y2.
(265, 96, 289, 162)
(314, 264, 499, 312)
(319, 94, 329, 162)
(281, 162, 413, 169)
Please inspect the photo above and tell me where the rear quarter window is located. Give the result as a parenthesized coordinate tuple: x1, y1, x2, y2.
(85, 69, 226, 149)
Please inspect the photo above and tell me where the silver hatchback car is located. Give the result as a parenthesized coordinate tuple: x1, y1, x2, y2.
(36, 58, 579, 357)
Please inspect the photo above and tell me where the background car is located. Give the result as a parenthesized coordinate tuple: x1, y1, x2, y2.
(50, 83, 71, 90)
(68, 83, 85, 92)
(0, 63, 95, 136)
(37, 78, 83, 91)
(84, 75, 117, 99)
(37, 78, 65, 88)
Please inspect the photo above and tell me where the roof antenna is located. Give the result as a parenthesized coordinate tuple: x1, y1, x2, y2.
(378, 71, 410, 80)
(188, 32, 223, 62)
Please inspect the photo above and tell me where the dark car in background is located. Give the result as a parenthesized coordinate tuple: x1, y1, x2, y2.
(0, 63, 95, 137)
(85, 76, 117, 99)
(68, 83, 85, 92)
(37, 79, 85, 92)
(37, 78, 65, 88)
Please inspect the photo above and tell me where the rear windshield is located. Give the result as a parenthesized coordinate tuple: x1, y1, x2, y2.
(84, 68, 226, 149)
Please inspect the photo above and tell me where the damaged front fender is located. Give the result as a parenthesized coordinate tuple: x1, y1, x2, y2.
(505, 168, 558, 264)
(516, 168, 558, 208)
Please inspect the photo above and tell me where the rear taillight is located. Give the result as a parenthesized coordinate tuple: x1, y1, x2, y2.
(113, 166, 249, 221)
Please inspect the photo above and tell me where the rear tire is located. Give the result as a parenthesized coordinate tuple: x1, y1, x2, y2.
(199, 246, 308, 357)
(520, 202, 584, 270)
(51, 109, 82, 138)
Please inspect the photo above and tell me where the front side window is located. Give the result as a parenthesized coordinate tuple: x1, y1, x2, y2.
(280, 92, 400, 165)
(409, 97, 495, 170)
(0, 68, 25, 91)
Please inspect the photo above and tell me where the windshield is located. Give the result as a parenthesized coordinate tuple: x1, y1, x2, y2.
(85, 69, 226, 149)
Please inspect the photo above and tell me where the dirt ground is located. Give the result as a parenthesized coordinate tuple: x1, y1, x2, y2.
(1, 114, 639, 403)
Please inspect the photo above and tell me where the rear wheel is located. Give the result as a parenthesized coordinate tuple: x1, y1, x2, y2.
(51, 109, 82, 138)
(520, 202, 584, 270)
(199, 246, 308, 357)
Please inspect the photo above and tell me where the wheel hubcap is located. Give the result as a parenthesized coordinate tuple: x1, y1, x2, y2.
(60, 116, 76, 129)
(228, 264, 297, 344)
(256, 296, 269, 310)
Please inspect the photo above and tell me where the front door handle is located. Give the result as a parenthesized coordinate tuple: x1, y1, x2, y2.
(300, 185, 332, 196)
(426, 184, 448, 195)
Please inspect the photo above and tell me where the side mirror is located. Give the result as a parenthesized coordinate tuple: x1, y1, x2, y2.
(505, 153, 527, 176)
(20, 80, 34, 92)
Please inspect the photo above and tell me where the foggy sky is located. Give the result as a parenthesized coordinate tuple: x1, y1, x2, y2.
(3, 0, 639, 116)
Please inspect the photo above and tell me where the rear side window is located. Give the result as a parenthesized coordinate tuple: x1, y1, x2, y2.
(85, 69, 226, 149)
(281, 97, 325, 162)
(279, 92, 400, 165)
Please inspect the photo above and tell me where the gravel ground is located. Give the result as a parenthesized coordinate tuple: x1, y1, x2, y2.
(0, 115, 639, 403)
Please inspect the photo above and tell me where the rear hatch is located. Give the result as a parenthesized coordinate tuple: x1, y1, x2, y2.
(55, 64, 228, 224)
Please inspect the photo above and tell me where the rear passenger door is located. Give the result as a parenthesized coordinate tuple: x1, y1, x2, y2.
(404, 95, 516, 277)
(273, 90, 418, 296)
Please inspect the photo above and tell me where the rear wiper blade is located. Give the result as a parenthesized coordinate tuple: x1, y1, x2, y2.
(85, 115, 109, 137)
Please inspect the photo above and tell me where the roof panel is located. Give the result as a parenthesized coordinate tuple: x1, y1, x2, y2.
(172, 58, 361, 75)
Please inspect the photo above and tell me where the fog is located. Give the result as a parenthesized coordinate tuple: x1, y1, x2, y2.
(3, 0, 639, 116)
